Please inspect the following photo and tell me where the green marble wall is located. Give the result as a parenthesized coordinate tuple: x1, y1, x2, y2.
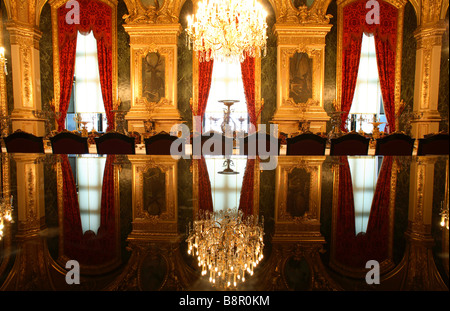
(39, 2, 54, 123)
(438, 9, 449, 131)
(118, 157, 133, 263)
(323, 0, 337, 126)
(117, 0, 131, 112)
(260, 0, 277, 128)
(399, 2, 418, 132)
(177, 0, 193, 129)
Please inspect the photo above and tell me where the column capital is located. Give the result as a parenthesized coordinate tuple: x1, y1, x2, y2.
(413, 20, 447, 47)
(5, 21, 42, 49)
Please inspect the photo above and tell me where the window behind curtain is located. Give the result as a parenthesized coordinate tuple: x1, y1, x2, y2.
(67, 31, 107, 132)
(348, 156, 381, 235)
(204, 60, 249, 133)
(76, 156, 106, 235)
(349, 33, 386, 133)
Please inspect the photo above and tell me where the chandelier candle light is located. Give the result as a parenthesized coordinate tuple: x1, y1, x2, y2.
(186, 0, 268, 63)
(186, 208, 264, 288)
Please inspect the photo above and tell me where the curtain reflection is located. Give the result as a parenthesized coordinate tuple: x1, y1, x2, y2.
(333, 156, 394, 270)
(61, 154, 117, 266)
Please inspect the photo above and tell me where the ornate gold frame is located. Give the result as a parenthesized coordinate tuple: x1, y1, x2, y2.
(48, 0, 119, 114)
(335, 0, 406, 131)
(124, 23, 182, 133)
(132, 43, 176, 115)
(273, 156, 325, 238)
(272, 22, 332, 134)
(129, 155, 179, 235)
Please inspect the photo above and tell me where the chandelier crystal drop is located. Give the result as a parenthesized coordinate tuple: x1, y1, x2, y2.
(186, 208, 264, 288)
(186, 0, 268, 63)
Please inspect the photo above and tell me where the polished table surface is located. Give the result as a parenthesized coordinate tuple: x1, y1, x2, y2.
(0, 153, 448, 291)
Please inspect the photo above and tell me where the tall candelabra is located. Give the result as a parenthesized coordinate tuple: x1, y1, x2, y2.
(219, 100, 239, 135)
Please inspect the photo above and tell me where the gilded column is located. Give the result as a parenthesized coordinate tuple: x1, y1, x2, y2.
(411, 1, 447, 138)
(272, 2, 332, 135)
(0, 6, 9, 137)
(5, 0, 45, 136)
(400, 156, 448, 290)
(0, 154, 53, 290)
(122, 0, 182, 134)
(4, 0, 46, 136)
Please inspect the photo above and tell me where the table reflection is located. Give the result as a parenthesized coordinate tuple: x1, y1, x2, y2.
(0, 153, 448, 291)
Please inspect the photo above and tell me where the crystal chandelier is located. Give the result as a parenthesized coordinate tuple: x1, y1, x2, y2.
(186, 208, 264, 288)
(186, 0, 268, 63)
(0, 196, 13, 241)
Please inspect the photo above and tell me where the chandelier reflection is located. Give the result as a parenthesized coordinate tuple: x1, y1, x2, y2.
(186, 208, 264, 289)
(0, 196, 13, 240)
(186, 0, 268, 63)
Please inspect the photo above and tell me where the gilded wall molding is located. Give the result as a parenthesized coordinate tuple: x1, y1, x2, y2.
(274, 156, 325, 238)
(129, 155, 179, 234)
(272, 22, 331, 134)
(124, 23, 182, 133)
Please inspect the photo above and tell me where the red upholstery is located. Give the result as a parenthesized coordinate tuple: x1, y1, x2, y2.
(145, 133, 179, 155)
(286, 133, 327, 155)
(50, 132, 89, 154)
(3, 131, 45, 153)
(95, 132, 135, 154)
(330, 133, 370, 155)
(375, 133, 415, 156)
(417, 133, 449, 155)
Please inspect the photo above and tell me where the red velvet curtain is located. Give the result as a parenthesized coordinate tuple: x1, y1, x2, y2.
(334, 156, 393, 269)
(61, 155, 117, 266)
(193, 54, 214, 133)
(374, 15, 398, 133)
(57, 11, 78, 131)
(57, 0, 113, 131)
(236, 55, 257, 218)
(241, 56, 257, 132)
(341, 0, 399, 133)
(340, 37, 363, 132)
(237, 55, 259, 217)
(197, 157, 214, 213)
